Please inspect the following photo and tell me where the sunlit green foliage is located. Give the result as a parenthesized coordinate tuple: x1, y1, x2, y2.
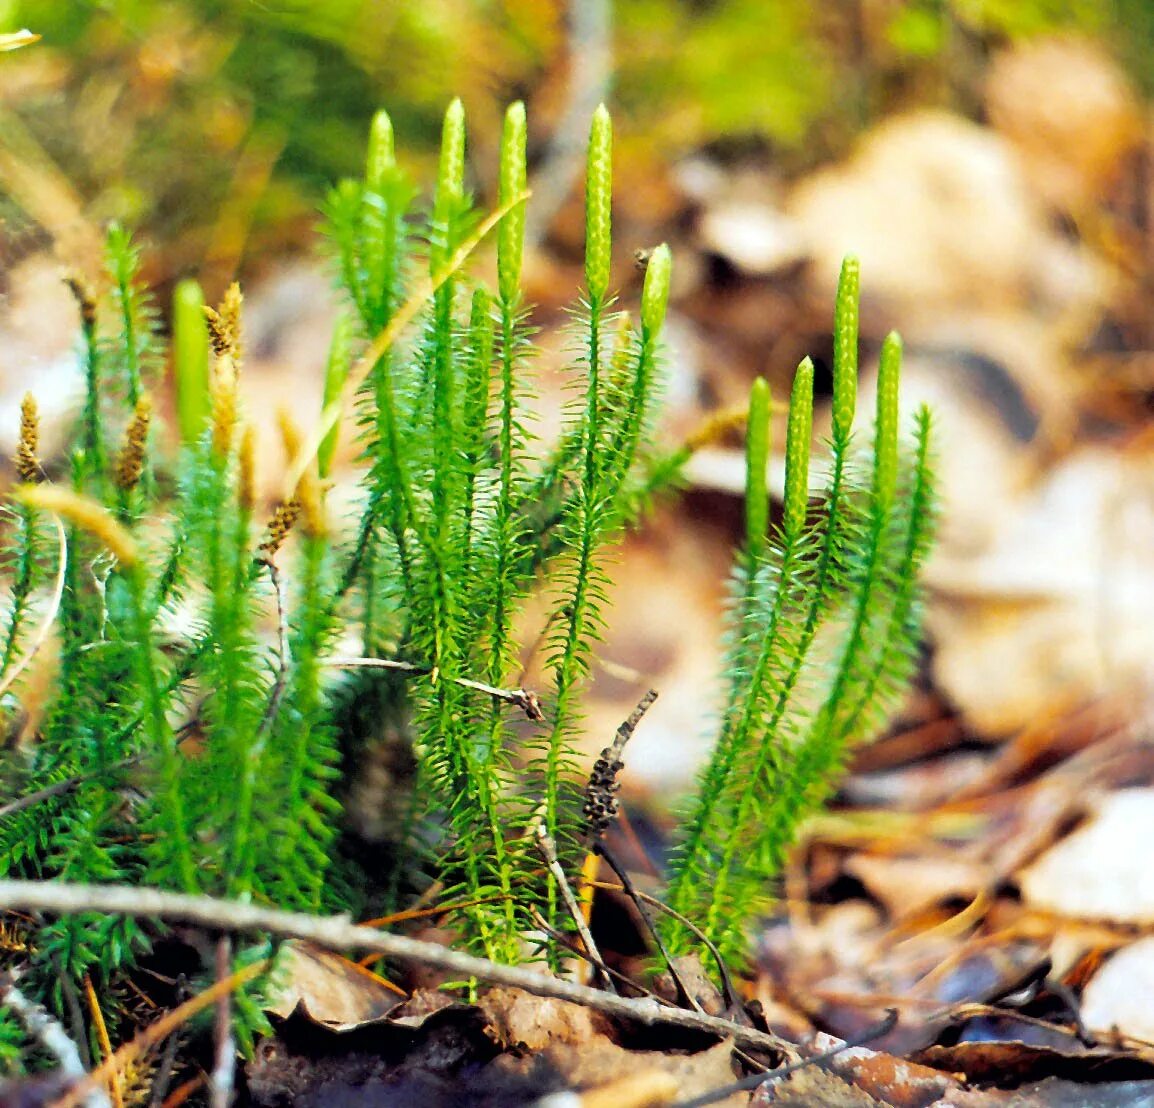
(661, 260, 937, 963)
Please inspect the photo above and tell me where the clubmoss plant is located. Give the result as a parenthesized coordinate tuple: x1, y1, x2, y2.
(0, 99, 934, 1069)
(661, 261, 937, 963)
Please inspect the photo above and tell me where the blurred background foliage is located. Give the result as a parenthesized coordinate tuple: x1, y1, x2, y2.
(0, 0, 1149, 285)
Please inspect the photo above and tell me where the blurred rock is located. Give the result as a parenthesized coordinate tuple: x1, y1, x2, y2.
(986, 36, 1145, 213)
(787, 110, 1108, 326)
(1018, 789, 1154, 923)
(1081, 936, 1154, 1043)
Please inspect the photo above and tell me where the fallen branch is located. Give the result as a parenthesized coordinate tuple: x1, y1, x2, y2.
(0, 880, 791, 1058)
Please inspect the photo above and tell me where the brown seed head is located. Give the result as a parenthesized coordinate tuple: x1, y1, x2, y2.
(258, 499, 300, 561)
(237, 424, 256, 514)
(209, 353, 238, 458)
(63, 272, 97, 330)
(15, 393, 40, 483)
(277, 410, 325, 538)
(203, 282, 243, 360)
(114, 395, 152, 490)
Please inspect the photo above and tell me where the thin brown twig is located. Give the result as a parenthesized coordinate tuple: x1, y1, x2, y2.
(209, 936, 234, 1108)
(51, 960, 268, 1108)
(82, 976, 122, 1108)
(326, 656, 544, 722)
(527, 907, 655, 1000)
(533, 821, 614, 993)
(0, 880, 790, 1058)
(671, 1009, 899, 1108)
(585, 878, 744, 1019)
(0, 971, 110, 1108)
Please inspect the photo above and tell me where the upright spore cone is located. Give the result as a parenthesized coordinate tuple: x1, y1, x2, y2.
(115, 395, 152, 491)
(14, 394, 40, 483)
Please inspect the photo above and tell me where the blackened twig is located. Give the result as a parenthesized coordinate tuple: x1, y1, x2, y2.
(595, 841, 701, 1014)
(586, 878, 744, 1020)
(582, 689, 657, 842)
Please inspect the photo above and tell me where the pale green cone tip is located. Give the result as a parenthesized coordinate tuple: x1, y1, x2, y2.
(498, 101, 528, 304)
(172, 278, 210, 446)
(783, 358, 815, 539)
(366, 109, 395, 192)
(641, 243, 672, 335)
(874, 331, 901, 509)
(437, 98, 467, 204)
(585, 105, 612, 301)
(318, 311, 352, 479)
(744, 376, 771, 557)
(832, 255, 860, 447)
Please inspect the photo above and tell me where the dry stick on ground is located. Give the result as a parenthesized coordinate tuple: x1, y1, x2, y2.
(0, 880, 792, 1059)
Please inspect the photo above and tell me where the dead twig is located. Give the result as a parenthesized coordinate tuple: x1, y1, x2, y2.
(533, 821, 614, 993)
(54, 960, 267, 1108)
(670, 1008, 899, 1108)
(0, 880, 791, 1058)
(327, 656, 544, 722)
(0, 970, 110, 1108)
(209, 936, 235, 1108)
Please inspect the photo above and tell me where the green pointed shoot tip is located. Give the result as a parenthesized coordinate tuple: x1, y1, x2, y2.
(832, 255, 860, 448)
(172, 278, 210, 445)
(470, 285, 493, 337)
(437, 98, 467, 204)
(744, 377, 771, 560)
(783, 358, 815, 540)
(874, 331, 902, 512)
(318, 311, 352, 479)
(641, 243, 672, 336)
(498, 101, 528, 304)
(366, 109, 395, 192)
(585, 104, 613, 302)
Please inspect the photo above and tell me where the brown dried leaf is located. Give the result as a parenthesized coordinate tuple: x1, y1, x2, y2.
(264, 940, 405, 1030)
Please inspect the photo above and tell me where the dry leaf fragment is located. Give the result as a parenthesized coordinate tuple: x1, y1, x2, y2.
(263, 940, 405, 1030)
